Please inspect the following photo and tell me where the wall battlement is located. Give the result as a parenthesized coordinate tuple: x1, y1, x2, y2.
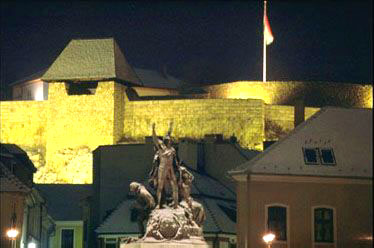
(0, 80, 371, 183)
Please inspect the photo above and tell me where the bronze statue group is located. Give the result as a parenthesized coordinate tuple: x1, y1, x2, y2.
(129, 123, 205, 239)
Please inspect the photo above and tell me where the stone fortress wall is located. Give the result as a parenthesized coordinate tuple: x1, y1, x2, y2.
(0, 80, 372, 183)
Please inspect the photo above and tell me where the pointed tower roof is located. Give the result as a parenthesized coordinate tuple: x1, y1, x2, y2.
(42, 38, 141, 85)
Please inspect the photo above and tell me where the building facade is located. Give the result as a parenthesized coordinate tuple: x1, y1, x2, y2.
(229, 108, 373, 248)
(0, 144, 54, 248)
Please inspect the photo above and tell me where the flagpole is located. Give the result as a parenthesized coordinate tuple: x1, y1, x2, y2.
(263, 0, 267, 82)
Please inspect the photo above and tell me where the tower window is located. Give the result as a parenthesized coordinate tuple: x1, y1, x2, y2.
(65, 82, 98, 95)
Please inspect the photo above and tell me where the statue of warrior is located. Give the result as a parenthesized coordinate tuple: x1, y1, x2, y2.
(152, 123, 179, 209)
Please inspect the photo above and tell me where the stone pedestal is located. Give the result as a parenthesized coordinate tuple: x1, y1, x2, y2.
(120, 206, 209, 248)
(120, 239, 210, 248)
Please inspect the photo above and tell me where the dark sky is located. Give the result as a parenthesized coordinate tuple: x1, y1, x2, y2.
(1, 1, 372, 89)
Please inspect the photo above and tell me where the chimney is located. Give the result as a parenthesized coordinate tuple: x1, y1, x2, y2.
(294, 99, 305, 127)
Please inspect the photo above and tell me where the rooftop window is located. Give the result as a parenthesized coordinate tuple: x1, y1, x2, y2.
(319, 148, 336, 165)
(303, 148, 319, 165)
(303, 147, 336, 166)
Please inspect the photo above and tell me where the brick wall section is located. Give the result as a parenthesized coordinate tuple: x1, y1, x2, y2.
(202, 81, 373, 108)
(123, 98, 265, 150)
(0, 100, 47, 170)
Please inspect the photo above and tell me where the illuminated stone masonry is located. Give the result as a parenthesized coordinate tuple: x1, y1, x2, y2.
(1, 79, 372, 183)
(1, 39, 371, 184)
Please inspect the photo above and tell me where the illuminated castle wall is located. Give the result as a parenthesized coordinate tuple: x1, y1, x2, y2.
(1, 80, 371, 183)
(0, 38, 372, 184)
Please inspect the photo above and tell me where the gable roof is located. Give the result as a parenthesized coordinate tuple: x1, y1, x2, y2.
(36, 184, 93, 221)
(229, 107, 373, 179)
(0, 143, 36, 173)
(1, 144, 36, 192)
(41, 38, 141, 85)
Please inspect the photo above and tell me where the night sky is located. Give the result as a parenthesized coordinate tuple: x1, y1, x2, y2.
(1, 1, 372, 92)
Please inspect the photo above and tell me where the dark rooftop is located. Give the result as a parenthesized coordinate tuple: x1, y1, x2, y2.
(36, 184, 93, 221)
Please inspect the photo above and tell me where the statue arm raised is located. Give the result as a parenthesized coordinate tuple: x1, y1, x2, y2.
(167, 122, 173, 137)
(152, 123, 161, 150)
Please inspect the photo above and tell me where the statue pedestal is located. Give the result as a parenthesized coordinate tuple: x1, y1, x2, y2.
(120, 238, 210, 248)
(120, 206, 209, 248)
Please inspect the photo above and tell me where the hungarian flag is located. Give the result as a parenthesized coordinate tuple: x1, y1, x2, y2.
(264, 13, 274, 45)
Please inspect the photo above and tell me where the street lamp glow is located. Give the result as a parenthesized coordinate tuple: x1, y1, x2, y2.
(28, 242, 36, 248)
(6, 228, 19, 239)
(263, 233, 275, 243)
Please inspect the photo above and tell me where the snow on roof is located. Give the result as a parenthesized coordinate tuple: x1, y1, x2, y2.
(95, 168, 236, 235)
(95, 196, 236, 235)
(229, 107, 373, 179)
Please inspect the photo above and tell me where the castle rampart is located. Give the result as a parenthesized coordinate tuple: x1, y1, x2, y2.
(1, 38, 371, 183)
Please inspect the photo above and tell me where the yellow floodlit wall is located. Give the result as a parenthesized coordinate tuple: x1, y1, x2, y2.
(202, 81, 373, 108)
(123, 98, 265, 149)
(0, 101, 47, 171)
(0, 80, 371, 183)
(42, 82, 120, 183)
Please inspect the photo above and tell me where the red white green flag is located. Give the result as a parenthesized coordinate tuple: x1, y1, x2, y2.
(264, 13, 274, 45)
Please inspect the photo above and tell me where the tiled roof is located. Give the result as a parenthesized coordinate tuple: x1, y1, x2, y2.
(41, 38, 141, 85)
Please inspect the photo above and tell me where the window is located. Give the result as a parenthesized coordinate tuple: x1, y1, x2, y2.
(105, 238, 117, 248)
(303, 147, 336, 166)
(65, 82, 98, 95)
(314, 208, 334, 243)
(303, 148, 320, 164)
(61, 229, 74, 248)
(267, 206, 287, 241)
(319, 148, 336, 165)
